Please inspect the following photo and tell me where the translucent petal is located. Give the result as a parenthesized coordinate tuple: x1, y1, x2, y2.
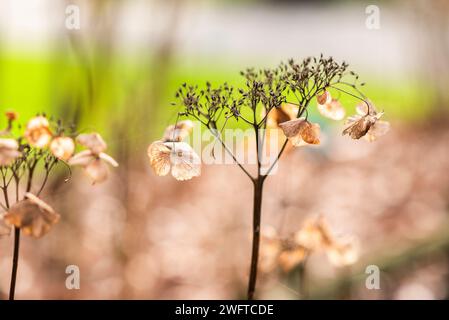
(162, 120, 194, 142)
(317, 99, 345, 120)
(147, 141, 171, 177)
(99, 153, 119, 167)
(76, 133, 107, 154)
(50, 137, 75, 160)
(85, 159, 109, 184)
(168, 142, 201, 181)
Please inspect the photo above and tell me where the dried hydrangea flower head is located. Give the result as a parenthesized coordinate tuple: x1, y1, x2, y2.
(50, 136, 75, 161)
(326, 236, 359, 267)
(69, 133, 118, 184)
(148, 141, 201, 181)
(294, 216, 359, 268)
(259, 227, 307, 273)
(277, 239, 307, 273)
(0, 138, 21, 166)
(162, 120, 194, 142)
(24, 116, 53, 148)
(316, 90, 345, 121)
(279, 117, 321, 146)
(294, 216, 334, 250)
(4, 193, 60, 238)
(343, 101, 389, 141)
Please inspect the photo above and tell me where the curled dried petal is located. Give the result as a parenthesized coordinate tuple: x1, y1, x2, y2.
(0, 138, 21, 166)
(4, 193, 60, 238)
(279, 118, 320, 146)
(316, 90, 331, 105)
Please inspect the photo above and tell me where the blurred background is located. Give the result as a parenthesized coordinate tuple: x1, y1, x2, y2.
(1, 0, 449, 299)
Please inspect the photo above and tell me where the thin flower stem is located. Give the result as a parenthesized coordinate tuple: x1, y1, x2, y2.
(329, 85, 370, 110)
(210, 128, 254, 181)
(9, 227, 20, 300)
(9, 160, 37, 300)
(247, 121, 264, 300)
(247, 176, 264, 300)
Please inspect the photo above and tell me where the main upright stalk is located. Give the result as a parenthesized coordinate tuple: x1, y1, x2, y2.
(247, 177, 264, 300)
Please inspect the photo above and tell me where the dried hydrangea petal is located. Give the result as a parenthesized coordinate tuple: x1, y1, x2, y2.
(85, 158, 109, 184)
(317, 99, 345, 121)
(326, 237, 359, 267)
(342, 116, 372, 139)
(50, 137, 75, 160)
(316, 90, 331, 105)
(68, 150, 95, 167)
(24, 116, 53, 148)
(147, 141, 171, 177)
(76, 133, 107, 154)
(69, 150, 118, 184)
(0, 138, 21, 166)
(265, 103, 299, 129)
(278, 247, 307, 273)
(364, 120, 391, 142)
(162, 120, 194, 142)
(294, 217, 334, 250)
(300, 122, 320, 145)
(168, 142, 201, 181)
(4, 193, 60, 238)
(278, 118, 305, 138)
(99, 153, 119, 167)
(279, 118, 320, 146)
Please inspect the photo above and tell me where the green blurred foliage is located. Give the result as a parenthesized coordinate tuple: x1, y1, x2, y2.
(0, 47, 437, 145)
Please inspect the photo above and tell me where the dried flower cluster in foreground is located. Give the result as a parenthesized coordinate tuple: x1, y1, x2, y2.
(0, 112, 118, 238)
(260, 216, 359, 273)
